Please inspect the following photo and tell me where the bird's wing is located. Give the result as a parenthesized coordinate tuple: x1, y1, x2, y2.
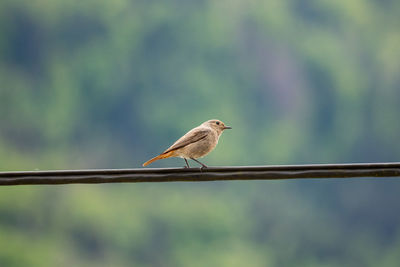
(163, 128, 210, 154)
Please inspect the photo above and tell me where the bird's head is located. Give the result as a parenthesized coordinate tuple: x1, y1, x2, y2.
(203, 119, 232, 134)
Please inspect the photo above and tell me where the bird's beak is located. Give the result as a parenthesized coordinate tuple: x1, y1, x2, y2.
(223, 126, 232, 130)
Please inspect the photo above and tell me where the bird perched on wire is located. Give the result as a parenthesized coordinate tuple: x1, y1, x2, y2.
(143, 119, 231, 169)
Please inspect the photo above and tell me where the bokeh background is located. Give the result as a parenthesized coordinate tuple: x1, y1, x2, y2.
(1, 0, 400, 266)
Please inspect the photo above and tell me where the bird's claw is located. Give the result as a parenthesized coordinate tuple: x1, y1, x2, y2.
(200, 165, 208, 171)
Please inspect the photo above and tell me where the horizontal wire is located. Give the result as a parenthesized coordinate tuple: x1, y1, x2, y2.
(1, 162, 400, 186)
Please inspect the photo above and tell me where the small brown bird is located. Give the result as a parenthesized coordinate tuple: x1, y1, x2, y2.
(143, 119, 231, 168)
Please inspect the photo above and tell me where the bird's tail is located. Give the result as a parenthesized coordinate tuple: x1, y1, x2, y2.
(142, 151, 174, 167)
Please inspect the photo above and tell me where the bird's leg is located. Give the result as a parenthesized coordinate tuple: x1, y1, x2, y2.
(190, 158, 208, 170)
(184, 158, 190, 168)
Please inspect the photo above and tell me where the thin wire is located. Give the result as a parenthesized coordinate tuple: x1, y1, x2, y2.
(1, 162, 400, 186)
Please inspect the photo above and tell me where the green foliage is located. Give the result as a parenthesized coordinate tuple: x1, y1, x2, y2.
(1, 0, 400, 266)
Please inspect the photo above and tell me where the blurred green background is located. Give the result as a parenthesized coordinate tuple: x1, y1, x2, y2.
(1, 0, 400, 266)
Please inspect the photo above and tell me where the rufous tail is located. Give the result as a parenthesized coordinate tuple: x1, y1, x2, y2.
(142, 151, 174, 166)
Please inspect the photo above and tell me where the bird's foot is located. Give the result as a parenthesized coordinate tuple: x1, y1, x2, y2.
(183, 158, 191, 169)
(190, 158, 208, 171)
(200, 165, 208, 171)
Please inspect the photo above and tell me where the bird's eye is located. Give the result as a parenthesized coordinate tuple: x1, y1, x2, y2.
(216, 121, 220, 125)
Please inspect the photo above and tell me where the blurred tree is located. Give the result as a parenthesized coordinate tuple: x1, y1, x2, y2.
(0, 0, 400, 266)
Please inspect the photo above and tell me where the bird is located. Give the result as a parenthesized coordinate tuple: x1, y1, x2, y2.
(142, 119, 231, 169)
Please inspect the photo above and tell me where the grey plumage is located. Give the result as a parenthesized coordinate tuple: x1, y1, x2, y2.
(142, 119, 231, 168)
